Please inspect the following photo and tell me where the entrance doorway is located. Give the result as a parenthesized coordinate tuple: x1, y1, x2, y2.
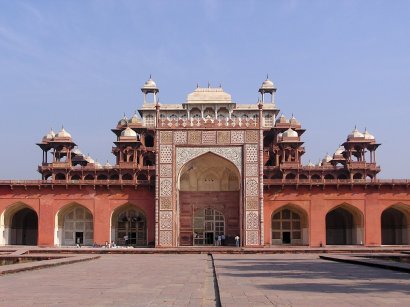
(193, 208, 224, 245)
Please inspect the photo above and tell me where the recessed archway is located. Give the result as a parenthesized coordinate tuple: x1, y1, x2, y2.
(111, 204, 147, 246)
(55, 203, 93, 246)
(0, 203, 38, 245)
(326, 204, 364, 245)
(178, 152, 240, 246)
(271, 205, 309, 246)
(381, 204, 410, 245)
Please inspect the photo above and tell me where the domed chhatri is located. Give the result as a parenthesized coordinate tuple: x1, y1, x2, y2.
(128, 113, 141, 125)
(118, 115, 128, 126)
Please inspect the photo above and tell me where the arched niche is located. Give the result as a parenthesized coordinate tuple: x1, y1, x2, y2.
(381, 204, 410, 245)
(326, 204, 364, 245)
(0, 202, 38, 245)
(55, 203, 93, 246)
(111, 204, 147, 246)
(271, 204, 309, 246)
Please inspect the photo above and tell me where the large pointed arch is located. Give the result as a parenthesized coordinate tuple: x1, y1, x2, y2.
(271, 204, 309, 246)
(326, 203, 364, 245)
(178, 152, 241, 246)
(0, 202, 38, 246)
(381, 203, 410, 245)
(55, 202, 94, 246)
(111, 203, 147, 246)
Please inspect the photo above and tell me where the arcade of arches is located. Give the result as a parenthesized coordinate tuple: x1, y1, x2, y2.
(0, 199, 410, 247)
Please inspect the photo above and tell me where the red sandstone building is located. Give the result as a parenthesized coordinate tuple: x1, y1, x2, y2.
(1, 77, 409, 248)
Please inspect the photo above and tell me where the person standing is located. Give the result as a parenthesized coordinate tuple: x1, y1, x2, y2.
(221, 234, 225, 246)
(235, 235, 240, 247)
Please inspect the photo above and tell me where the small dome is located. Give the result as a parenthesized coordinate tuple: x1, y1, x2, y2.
(94, 161, 102, 169)
(276, 114, 289, 124)
(283, 128, 298, 138)
(56, 127, 71, 138)
(348, 127, 364, 140)
(72, 148, 82, 156)
(121, 127, 137, 137)
(118, 115, 128, 126)
(85, 155, 95, 164)
(322, 154, 333, 163)
(290, 115, 300, 125)
(43, 129, 55, 140)
(128, 113, 141, 125)
(333, 146, 345, 158)
(260, 77, 276, 90)
(104, 161, 112, 168)
(363, 128, 375, 140)
(142, 76, 158, 91)
(307, 160, 315, 167)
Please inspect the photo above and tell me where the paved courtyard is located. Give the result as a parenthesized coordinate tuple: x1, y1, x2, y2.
(1, 253, 410, 306)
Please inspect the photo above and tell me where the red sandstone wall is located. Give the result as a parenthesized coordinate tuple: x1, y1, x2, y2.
(263, 186, 410, 247)
(0, 186, 155, 246)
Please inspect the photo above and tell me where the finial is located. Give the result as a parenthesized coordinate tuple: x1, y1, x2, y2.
(266, 73, 269, 80)
(196, 83, 199, 88)
(149, 73, 152, 79)
(219, 83, 222, 88)
(208, 81, 210, 88)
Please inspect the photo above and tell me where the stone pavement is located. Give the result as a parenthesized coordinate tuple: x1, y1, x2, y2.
(1, 253, 410, 306)
(214, 254, 410, 306)
(0, 254, 217, 307)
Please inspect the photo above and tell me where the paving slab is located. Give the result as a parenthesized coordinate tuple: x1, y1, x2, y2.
(213, 254, 410, 306)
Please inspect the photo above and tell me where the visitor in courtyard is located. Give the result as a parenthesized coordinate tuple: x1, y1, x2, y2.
(217, 235, 222, 246)
(235, 235, 240, 247)
(221, 234, 225, 246)
(124, 234, 128, 246)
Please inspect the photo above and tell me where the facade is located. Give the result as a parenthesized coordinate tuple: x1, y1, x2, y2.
(1, 77, 409, 248)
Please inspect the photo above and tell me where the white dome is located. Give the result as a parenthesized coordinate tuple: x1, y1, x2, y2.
(142, 77, 158, 90)
(322, 154, 333, 163)
(128, 113, 141, 125)
(261, 78, 275, 89)
(363, 129, 375, 140)
(72, 148, 82, 156)
(290, 115, 300, 125)
(307, 161, 315, 167)
(121, 127, 137, 137)
(334, 146, 345, 156)
(85, 155, 95, 164)
(94, 161, 102, 169)
(118, 115, 128, 126)
(104, 161, 112, 168)
(283, 128, 298, 138)
(43, 129, 55, 140)
(276, 114, 289, 124)
(56, 127, 71, 138)
(348, 127, 364, 140)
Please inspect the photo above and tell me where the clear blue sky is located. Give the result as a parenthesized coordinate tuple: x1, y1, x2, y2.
(0, 0, 409, 179)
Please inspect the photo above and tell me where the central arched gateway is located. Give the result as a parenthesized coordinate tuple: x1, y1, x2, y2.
(178, 152, 240, 246)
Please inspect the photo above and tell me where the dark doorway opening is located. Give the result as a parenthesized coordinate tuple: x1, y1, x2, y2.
(75, 232, 83, 245)
(282, 232, 291, 244)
